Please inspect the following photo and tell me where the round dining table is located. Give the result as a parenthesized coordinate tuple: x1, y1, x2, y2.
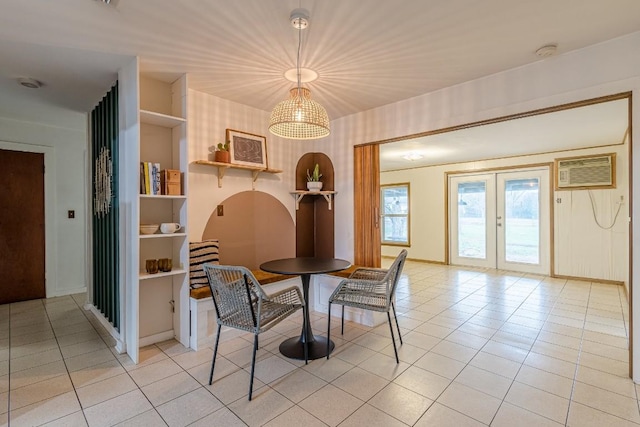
(260, 257, 351, 360)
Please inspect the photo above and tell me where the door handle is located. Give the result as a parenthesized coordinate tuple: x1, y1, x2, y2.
(374, 207, 379, 229)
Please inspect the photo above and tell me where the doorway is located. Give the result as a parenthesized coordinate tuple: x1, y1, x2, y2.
(449, 167, 550, 274)
(0, 148, 46, 304)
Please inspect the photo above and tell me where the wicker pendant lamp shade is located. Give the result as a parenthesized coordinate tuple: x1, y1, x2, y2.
(269, 87, 330, 140)
(269, 8, 330, 140)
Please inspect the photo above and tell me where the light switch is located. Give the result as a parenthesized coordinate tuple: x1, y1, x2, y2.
(68, 210, 75, 219)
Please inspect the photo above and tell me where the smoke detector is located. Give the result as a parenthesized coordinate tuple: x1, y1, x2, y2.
(535, 44, 558, 58)
(17, 77, 43, 89)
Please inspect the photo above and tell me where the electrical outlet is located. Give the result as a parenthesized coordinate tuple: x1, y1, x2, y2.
(217, 205, 224, 216)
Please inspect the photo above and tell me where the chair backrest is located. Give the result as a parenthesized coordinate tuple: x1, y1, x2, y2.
(203, 263, 266, 332)
(189, 240, 220, 289)
(387, 249, 408, 300)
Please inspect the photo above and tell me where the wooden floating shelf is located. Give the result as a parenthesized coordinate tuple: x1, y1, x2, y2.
(290, 190, 338, 210)
(194, 160, 283, 189)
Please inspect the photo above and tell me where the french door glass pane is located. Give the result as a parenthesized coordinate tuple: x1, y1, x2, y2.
(504, 178, 539, 264)
(457, 181, 486, 259)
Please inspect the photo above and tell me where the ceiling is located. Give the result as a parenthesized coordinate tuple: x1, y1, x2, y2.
(379, 98, 630, 171)
(0, 1, 638, 159)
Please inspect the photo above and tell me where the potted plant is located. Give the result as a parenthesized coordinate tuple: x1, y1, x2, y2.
(214, 141, 230, 163)
(306, 163, 323, 192)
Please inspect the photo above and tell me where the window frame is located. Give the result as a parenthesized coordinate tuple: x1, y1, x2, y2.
(380, 182, 411, 247)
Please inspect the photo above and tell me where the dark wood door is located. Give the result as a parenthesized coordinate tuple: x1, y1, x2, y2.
(0, 149, 45, 304)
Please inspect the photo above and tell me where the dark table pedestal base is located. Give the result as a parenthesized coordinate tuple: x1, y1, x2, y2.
(279, 336, 335, 360)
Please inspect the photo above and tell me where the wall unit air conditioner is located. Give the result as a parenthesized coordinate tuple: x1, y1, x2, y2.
(554, 153, 616, 190)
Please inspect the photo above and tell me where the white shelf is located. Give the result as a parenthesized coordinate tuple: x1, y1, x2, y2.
(140, 232, 186, 239)
(140, 194, 187, 200)
(139, 269, 187, 280)
(291, 190, 338, 210)
(140, 110, 186, 128)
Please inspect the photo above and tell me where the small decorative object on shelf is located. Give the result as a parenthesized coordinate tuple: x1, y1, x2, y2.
(213, 141, 230, 163)
(158, 258, 173, 272)
(160, 222, 181, 234)
(145, 259, 159, 274)
(140, 224, 159, 235)
(161, 169, 181, 195)
(306, 163, 323, 192)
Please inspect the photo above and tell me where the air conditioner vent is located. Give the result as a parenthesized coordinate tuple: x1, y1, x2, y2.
(555, 154, 615, 190)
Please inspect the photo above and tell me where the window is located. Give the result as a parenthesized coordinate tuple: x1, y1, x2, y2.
(381, 183, 410, 246)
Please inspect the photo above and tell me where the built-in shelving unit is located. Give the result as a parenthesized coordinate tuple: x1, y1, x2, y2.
(194, 160, 282, 189)
(291, 190, 338, 210)
(125, 74, 190, 363)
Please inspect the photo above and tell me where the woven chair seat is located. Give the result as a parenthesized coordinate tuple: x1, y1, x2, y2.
(203, 263, 306, 400)
(327, 250, 408, 363)
(330, 289, 387, 311)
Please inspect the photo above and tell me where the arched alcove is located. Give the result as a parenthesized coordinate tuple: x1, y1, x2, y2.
(202, 191, 295, 269)
(296, 152, 335, 258)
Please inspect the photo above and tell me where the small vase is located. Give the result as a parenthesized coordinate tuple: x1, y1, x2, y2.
(214, 151, 230, 163)
(307, 181, 323, 192)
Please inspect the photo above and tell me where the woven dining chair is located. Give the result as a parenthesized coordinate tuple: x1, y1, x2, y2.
(203, 264, 307, 400)
(326, 250, 408, 363)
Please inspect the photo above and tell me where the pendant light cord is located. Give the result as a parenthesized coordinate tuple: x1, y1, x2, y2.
(296, 22, 302, 95)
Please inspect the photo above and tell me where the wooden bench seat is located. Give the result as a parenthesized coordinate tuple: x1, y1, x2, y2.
(189, 270, 298, 299)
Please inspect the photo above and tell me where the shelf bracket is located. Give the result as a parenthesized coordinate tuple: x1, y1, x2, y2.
(291, 191, 335, 210)
(216, 167, 226, 188)
(322, 193, 333, 210)
(251, 171, 260, 190)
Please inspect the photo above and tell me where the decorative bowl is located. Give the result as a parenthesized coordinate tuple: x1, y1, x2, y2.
(140, 224, 160, 235)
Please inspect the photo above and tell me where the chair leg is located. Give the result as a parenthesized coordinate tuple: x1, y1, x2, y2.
(391, 302, 403, 345)
(248, 334, 258, 401)
(387, 311, 399, 364)
(341, 305, 345, 335)
(326, 302, 332, 359)
(208, 324, 222, 385)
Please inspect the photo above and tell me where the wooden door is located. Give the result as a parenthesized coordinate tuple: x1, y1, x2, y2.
(354, 144, 381, 267)
(0, 149, 45, 304)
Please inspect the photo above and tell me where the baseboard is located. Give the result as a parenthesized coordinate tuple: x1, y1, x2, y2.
(85, 303, 125, 352)
(139, 330, 175, 347)
(381, 255, 446, 265)
(550, 274, 624, 286)
(48, 286, 88, 298)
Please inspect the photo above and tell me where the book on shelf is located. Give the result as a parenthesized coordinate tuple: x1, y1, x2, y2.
(140, 162, 161, 195)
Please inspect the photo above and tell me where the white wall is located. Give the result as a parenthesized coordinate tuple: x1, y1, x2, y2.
(0, 115, 88, 297)
(381, 144, 629, 286)
(318, 31, 640, 380)
(187, 89, 308, 242)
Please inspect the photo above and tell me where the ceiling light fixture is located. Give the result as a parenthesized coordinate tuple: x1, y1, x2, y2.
(403, 152, 423, 161)
(269, 9, 330, 140)
(17, 77, 43, 89)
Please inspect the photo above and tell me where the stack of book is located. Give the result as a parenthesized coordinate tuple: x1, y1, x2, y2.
(140, 162, 160, 195)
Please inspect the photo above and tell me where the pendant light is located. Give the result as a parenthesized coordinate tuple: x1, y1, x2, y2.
(269, 9, 330, 140)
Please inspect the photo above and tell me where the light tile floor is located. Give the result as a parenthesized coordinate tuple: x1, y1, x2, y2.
(1, 261, 638, 426)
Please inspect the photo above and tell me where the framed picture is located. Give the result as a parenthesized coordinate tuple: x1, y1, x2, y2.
(226, 129, 268, 169)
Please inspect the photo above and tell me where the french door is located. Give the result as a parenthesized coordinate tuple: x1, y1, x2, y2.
(449, 168, 550, 274)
